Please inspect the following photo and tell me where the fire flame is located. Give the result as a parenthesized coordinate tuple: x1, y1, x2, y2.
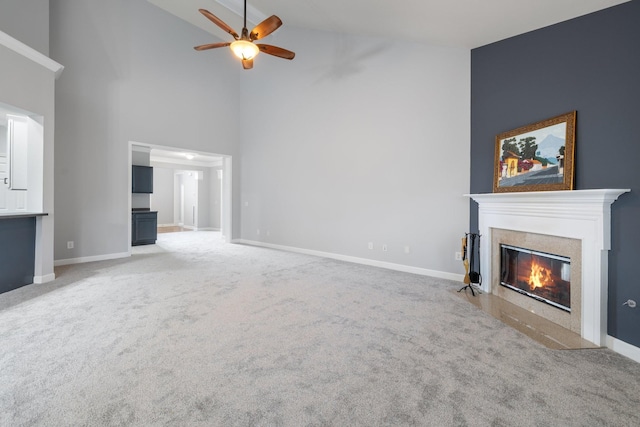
(529, 260, 552, 290)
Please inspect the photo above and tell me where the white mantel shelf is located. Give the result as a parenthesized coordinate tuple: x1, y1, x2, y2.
(467, 189, 629, 209)
(465, 189, 630, 346)
(467, 189, 630, 250)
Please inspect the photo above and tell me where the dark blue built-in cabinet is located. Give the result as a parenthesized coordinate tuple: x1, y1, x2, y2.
(132, 165, 153, 193)
(0, 216, 37, 294)
(131, 210, 157, 245)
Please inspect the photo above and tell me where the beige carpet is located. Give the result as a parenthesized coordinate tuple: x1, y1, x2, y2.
(1, 231, 639, 426)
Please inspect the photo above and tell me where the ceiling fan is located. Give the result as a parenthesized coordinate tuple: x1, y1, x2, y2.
(194, 0, 295, 69)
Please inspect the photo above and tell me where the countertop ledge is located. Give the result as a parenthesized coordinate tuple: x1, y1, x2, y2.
(0, 212, 48, 219)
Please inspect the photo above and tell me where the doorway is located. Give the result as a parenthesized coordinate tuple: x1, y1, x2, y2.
(127, 142, 232, 247)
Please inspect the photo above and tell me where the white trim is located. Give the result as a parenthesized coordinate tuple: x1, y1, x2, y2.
(0, 31, 64, 78)
(606, 335, 640, 364)
(54, 251, 130, 267)
(233, 239, 464, 282)
(33, 273, 56, 284)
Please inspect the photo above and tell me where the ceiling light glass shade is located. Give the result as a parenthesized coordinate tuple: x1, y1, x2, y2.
(230, 40, 259, 60)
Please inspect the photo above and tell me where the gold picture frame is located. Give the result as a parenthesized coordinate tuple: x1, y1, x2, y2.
(493, 111, 576, 193)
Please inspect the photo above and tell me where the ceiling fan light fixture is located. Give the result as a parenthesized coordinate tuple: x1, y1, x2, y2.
(194, 1, 294, 69)
(230, 39, 259, 60)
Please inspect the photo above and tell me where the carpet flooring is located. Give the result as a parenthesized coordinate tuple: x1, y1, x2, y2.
(1, 231, 639, 426)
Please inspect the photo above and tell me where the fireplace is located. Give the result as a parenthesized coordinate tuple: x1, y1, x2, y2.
(467, 189, 629, 346)
(500, 244, 571, 312)
(491, 228, 581, 333)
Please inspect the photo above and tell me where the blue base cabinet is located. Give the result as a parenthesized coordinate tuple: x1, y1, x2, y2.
(0, 216, 36, 294)
(132, 211, 157, 245)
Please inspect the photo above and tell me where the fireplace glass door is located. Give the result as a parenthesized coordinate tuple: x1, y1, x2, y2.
(500, 244, 571, 312)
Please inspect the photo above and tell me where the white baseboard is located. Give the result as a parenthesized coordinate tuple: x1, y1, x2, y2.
(54, 251, 130, 267)
(194, 227, 220, 231)
(606, 335, 640, 363)
(232, 239, 464, 282)
(33, 273, 56, 284)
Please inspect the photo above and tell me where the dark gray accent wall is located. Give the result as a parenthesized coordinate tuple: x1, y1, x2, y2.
(470, 1, 640, 346)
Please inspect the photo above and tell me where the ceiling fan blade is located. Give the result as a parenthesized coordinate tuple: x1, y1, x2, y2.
(257, 44, 295, 60)
(250, 15, 282, 41)
(198, 9, 239, 40)
(194, 42, 231, 51)
(242, 58, 254, 70)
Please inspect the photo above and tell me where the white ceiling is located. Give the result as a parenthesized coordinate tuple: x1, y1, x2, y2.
(148, 0, 629, 48)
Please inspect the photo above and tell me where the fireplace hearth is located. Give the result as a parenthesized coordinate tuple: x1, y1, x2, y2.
(500, 244, 571, 312)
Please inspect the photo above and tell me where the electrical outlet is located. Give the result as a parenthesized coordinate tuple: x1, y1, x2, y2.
(404, 246, 410, 254)
(455, 251, 462, 261)
(257, 229, 260, 235)
(67, 241, 74, 249)
(382, 244, 388, 252)
(368, 242, 373, 250)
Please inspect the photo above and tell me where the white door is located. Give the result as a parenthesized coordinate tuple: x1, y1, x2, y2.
(0, 120, 27, 212)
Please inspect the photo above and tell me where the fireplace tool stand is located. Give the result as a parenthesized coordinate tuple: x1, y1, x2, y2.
(458, 233, 481, 296)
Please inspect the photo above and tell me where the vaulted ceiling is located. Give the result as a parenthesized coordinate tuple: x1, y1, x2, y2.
(148, 0, 629, 48)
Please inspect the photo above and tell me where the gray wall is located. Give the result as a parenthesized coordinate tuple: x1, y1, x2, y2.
(151, 161, 221, 230)
(50, 0, 240, 260)
(209, 166, 222, 230)
(50, 0, 470, 276)
(0, 0, 49, 55)
(240, 27, 470, 276)
(470, 1, 640, 347)
(151, 166, 174, 225)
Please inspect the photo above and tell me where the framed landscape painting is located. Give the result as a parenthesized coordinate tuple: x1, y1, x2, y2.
(493, 111, 576, 193)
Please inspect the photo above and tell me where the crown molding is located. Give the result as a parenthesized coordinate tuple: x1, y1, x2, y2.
(0, 31, 64, 79)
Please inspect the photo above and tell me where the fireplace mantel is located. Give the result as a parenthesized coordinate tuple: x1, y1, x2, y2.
(466, 189, 630, 346)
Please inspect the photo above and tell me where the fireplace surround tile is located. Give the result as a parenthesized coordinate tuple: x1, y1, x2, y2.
(491, 228, 581, 333)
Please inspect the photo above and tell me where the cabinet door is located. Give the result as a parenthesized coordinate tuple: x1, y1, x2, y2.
(7, 117, 28, 190)
(0, 121, 27, 212)
(0, 217, 36, 293)
(132, 212, 157, 245)
(132, 165, 153, 193)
